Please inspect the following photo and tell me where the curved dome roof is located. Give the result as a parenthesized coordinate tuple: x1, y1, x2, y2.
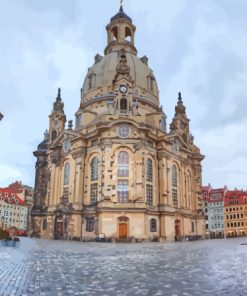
(82, 52, 159, 100)
(110, 7, 132, 23)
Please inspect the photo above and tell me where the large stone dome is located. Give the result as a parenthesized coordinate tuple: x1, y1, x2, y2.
(82, 51, 159, 103)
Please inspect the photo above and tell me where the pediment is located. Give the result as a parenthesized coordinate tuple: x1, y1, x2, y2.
(49, 130, 80, 149)
(166, 133, 189, 151)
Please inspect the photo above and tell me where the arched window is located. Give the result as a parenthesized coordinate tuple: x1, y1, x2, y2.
(91, 157, 99, 181)
(120, 98, 127, 111)
(118, 151, 129, 177)
(150, 218, 157, 232)
(64, 163, 70, 185)
(111, 27, 118, 41)
(147, 158, 153, 182)
(172, 165, 177, 187)
(125, 27, 132, 42)
(51, 130, 57, 141)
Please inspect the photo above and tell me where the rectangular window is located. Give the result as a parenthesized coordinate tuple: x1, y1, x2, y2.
(62, 187, 69, 204)
(90, 183, 98, 204)
(117, 180, 129, 202)
(86, 217, 95, 232)
(117, 164, 129, 177)
(150, 218, 157, 232)
(146, 185, 153, 206)
(147, 160, 153, 182)
(172, 189, 178, 207)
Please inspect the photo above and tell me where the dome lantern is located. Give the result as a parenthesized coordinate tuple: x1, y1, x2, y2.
(104, 2, 137, 55)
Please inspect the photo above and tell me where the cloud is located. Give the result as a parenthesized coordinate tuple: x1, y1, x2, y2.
(0, 0, 247, 190)
(0, 164, 23, 185)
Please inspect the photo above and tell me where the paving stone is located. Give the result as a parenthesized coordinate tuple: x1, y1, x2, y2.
(1, 238, 247, 295)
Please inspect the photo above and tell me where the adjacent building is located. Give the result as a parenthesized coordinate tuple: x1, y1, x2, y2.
(225, 190, 247, 237)
(202, 185, 247, 238)
(6, 181, 34, 234)
(32, 5, 205, 241)
(202, 185, 226, 238)
(0, 187, 28, 230)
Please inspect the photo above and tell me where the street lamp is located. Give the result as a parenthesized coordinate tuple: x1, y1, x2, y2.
(0, 112, 3, 121)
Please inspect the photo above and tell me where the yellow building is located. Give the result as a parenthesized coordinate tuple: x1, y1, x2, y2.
(0, 188, 28, 231)
(32, 5, 204, 241)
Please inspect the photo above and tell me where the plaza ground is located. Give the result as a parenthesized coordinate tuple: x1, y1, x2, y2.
(1, 238, 247, 296)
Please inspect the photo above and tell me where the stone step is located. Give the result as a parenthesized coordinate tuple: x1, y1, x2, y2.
(115, 237, 132, 243)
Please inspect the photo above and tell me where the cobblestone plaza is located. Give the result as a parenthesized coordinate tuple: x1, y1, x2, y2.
(1, 238, 247, 295)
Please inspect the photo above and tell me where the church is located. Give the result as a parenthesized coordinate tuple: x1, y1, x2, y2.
(31, 4, 205, 241)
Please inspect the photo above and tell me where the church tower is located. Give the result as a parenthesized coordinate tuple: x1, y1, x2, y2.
(32, 3, 205, 242)
(49, 88, 66, 142)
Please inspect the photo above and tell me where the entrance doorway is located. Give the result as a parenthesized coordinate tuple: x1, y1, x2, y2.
(54, 216, 64, 240)
(119, 223, 127, 239)
(175, 219, 181, 241)
(57, 222, 63, 239)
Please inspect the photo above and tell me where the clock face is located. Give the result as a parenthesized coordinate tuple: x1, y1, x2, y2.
(119, 84, 128, 94)
(63, 139, 70, 153)
(54, 119, 59, 126)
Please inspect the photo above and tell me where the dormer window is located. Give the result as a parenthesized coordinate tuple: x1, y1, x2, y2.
(160, 117, 166, 132)
(88, 73, 95, 90)
(147, 75, 155, 91)
(76, 114, 82, 128)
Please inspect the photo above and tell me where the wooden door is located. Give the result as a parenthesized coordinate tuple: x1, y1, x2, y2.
(119, 223, 127, 239)
(57, 222, 63, 239)
(175, 220, 181, 241)
(175, 224, 180, 236)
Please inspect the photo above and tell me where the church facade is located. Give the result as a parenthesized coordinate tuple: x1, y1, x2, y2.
(31, 6, 205, 241)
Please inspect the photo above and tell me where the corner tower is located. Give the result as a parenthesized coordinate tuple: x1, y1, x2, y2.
(49, 88, 66, 142)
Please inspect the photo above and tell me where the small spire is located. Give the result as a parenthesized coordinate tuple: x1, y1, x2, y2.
(44, 129, 49, 141)
(120, 0, 123, 11)
(68, 120, 73, 130)
(56, 88, 61, 101)
(178, 92, 182, 102)
(53, 88, 64, 113)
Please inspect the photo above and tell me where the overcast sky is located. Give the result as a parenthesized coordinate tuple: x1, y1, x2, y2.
(0, 0, 247, 190)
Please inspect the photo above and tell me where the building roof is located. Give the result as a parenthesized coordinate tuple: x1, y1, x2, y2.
(110, 7, 132, 23)
(0, 188, 25, 205)
(82, 51, 159, 103)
